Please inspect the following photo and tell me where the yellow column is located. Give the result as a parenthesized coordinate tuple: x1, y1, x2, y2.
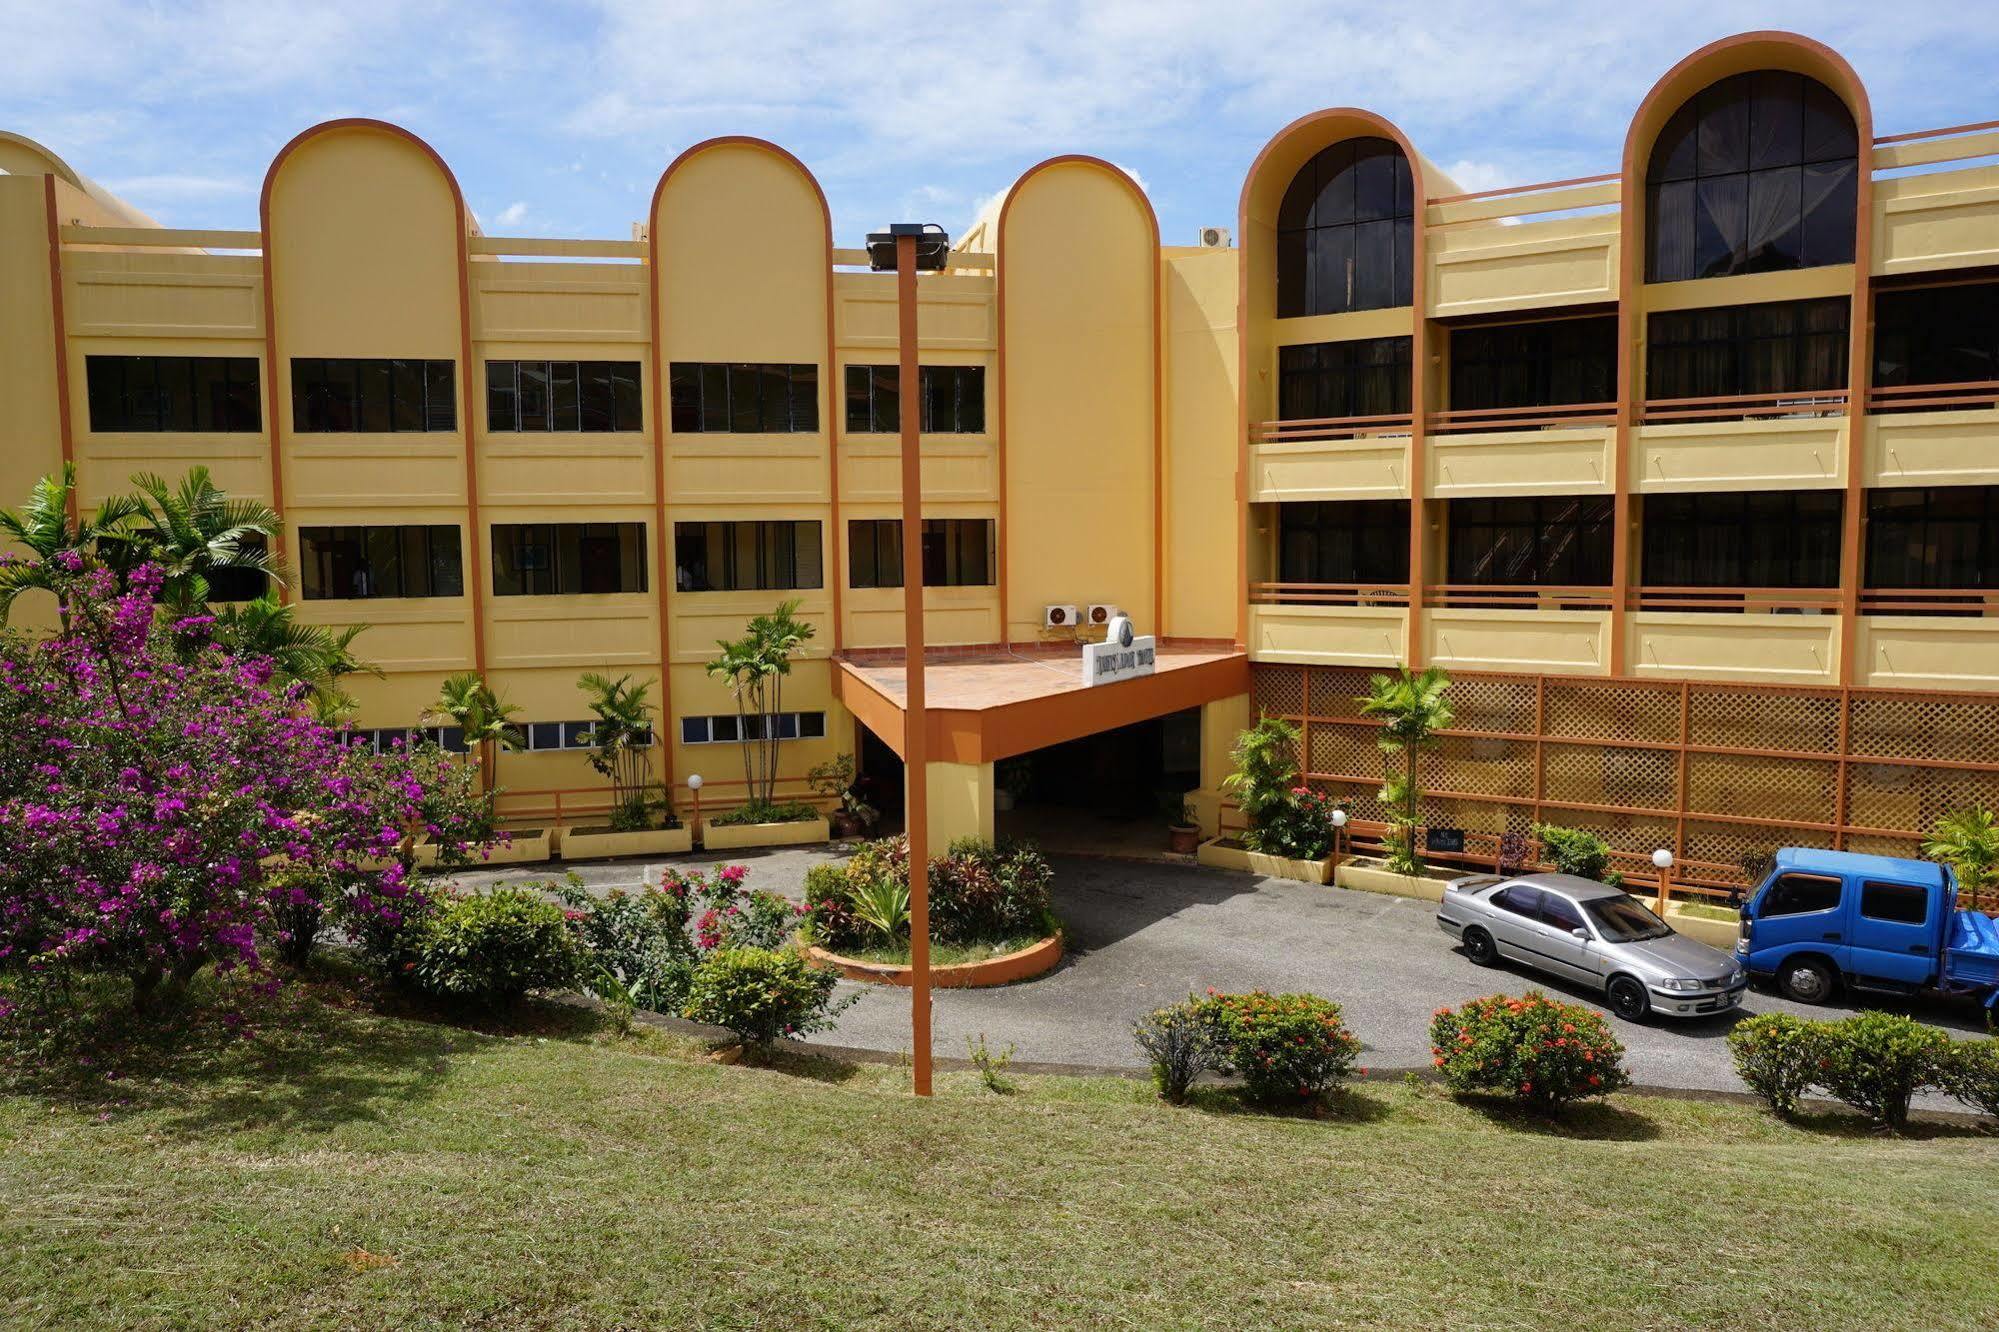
(1187, 691, 1251, 837)
(921, 760, 994, 848)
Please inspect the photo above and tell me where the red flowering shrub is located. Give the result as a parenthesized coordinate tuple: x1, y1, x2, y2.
(1196, 989, 1363, 1105)
(1429, 992, 1630, 1110)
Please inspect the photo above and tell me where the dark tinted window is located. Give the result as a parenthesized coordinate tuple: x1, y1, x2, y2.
(205, 534, 271, 603)
(667, 363, 818, 433)
(1646, 298, 1848, 400)
(1448, 317, 1617, 411)
(845, 364, 985, 433)
(1540, 893, 1587, 932)
(1277, 500, 1409, 585)
(1860, 881, 1930, 926)
(292, 359, 455, 432)
(1277, 137, 1414, 316)
(490, 523, 648, 595)
(1760, 872, 1842, 917)
(1643, 490, 1842, 589)
(1646, 71, 1857, 283)
(300, 525, 463, 599)
(85, 356, 260, 432)
(1447, 496, 1614, 586)
(673, 521, 823, 592)
(1874, 282, 1999, 388)
(848, 518, 994, 588)
(487, 361, 641, 432)
(1866, 487, 1999, 591)
(1489, 884, 1543, 918)
(1278, 337, 1411, 420)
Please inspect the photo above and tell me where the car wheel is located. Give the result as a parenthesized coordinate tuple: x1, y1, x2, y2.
(1778, 957, 1837, 1006)
(1606, 975, 1650, 1022)
(1462, 927, 1499, 967)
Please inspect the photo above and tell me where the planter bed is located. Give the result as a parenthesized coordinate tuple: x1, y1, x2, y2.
(804, 933, 1063, 989)
(1666, 900, 1742, 950)
(1196, 837, 1335, 885)
(557, 824, 692, 861)
(700, 815, 830, 851)
(475, 828, 554, 866)
(1333, 857, 1458, 903)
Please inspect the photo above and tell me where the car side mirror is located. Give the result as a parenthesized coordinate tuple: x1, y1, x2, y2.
(1570, 928, 1588, 940)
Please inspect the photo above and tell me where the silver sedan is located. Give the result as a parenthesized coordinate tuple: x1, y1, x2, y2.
(1436, 872, 1746, 1021)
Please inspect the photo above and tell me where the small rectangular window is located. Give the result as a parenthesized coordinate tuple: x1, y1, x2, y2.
(680, 716, 711, 745)
(680, 711, 825, 744)
(299, 525, 462, 600)
(291, 359, 454, 433)
(491, 522, 649, 596)
(674, 520, 823, 592)
(1859, 881, 1929, 927)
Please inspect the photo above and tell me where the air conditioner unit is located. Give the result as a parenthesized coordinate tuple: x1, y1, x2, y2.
(1087, 604, 1121, 627)
(1198, 226, 1232, 248)
(630, 222, 649, 243)
(1044, 604, 1079, 629)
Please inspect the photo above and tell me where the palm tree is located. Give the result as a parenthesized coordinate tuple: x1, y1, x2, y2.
(578, 672, 661, 828)
(0, 464, 144, 626)
(208, 593, 377, 713)
(430, 671, 523, 792)
(1924, 806, 1999, 913)
(705, 598, 816, 807)
(115, 467, 285, 613)
(1358, 665, 1454, 874)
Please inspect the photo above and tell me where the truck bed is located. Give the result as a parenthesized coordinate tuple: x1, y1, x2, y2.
(1944, 910, 1999, 989)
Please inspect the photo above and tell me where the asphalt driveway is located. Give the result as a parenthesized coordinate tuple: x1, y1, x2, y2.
(452, 848, 1991, 1094)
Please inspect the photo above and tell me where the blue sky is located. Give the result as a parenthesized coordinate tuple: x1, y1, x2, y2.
(4, 1, 1996, 248)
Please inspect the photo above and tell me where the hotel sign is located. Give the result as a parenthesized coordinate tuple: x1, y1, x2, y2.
(1082, 615, 1156, 687)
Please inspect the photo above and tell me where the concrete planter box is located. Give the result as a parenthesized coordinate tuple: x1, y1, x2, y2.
(1666, 901, 1742, 951)
(700, 816, 830, 851)
(804, 934, 1063, 989)
(1196, 837, 1336, 885)
(1334, 858, 1455, 903)
(474, 829, 553, 866)
(558, 825, 692, 861)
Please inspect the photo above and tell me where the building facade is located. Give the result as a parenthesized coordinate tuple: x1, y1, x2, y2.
(4, 30, 1998, 888)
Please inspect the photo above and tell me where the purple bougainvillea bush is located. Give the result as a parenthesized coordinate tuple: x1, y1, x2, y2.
(0, 559, 493, 1020)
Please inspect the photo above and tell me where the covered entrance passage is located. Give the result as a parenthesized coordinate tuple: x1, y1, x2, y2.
(833, 644, 1251, 850)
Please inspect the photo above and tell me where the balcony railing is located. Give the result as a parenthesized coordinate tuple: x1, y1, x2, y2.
(1248, 581, 1411, 607)
(1641, 389, 1849, 425)
(1866, 379, 1999, 414)
(1251, 412, 1415, 445)
(1859, 588, 1999, 616)
(1424, 584, 1615, 611)
(1632, 586, 1843, 614)
(1426, 403, 1617, 434)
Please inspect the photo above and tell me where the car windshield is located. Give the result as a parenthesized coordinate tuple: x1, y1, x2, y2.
(1582, 895, 1672, 943)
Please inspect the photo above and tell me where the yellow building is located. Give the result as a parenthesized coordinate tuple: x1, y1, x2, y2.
(6, 30, 1999, 887)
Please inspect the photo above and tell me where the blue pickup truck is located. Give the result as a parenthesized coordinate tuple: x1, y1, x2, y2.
(1736, 847, 1999, 1012)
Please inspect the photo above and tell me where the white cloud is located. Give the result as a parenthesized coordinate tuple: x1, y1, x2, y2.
(102, 173, 255, 199)
(495, 201, 529, 227)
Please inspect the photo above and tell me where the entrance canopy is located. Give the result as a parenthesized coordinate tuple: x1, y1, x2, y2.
(834, 645, 1247, 764)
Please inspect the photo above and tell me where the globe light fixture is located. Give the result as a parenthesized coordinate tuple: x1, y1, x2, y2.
(1651, 847, 1673, 870)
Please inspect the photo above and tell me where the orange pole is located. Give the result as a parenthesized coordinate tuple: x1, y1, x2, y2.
(897, 233, 933, 1098)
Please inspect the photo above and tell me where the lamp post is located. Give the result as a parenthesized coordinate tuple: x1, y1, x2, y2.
(687, 772, 703, 845)
(1652, 847, 1675, 915)
(867, 223, 950, 1097)
(1330, 807, 1349, 870)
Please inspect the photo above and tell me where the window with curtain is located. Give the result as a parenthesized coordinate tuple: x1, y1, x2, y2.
(1646, 297, 1848, 400)
(1277, 337, 1411, 421)
(1873, 282, 1999, 387)
(1645, 70, 1857, 283)
(666, 363, 819, 433)
(1448, 317, 1617, 411)
(490, 523, 648, 596)
(1446, 497, 1614, 586)
(1642, 491, 1842, 588)
(1276, 500, 1409, 584)
(1866, 487, 1999, 590)
(672, 521, 823, 592)
(1276, 137, 1414, 317)
(847, 518, 995, 588)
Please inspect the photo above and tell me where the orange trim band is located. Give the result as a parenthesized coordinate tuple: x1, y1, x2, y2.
(41, 176, 76, 520)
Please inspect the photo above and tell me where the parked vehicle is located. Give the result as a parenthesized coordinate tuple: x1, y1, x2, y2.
(1736, 847, 1999, 1011)
(1437, 872, 1746, 1020)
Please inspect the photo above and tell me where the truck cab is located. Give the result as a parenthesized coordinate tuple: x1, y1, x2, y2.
(1737, 848, 1954, 1004)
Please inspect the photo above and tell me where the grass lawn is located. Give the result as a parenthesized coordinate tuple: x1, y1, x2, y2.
(2, 981, 1996, 1331)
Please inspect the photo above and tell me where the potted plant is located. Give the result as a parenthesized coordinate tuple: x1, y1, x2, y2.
(700, 600, 831, 849)
(1357, 665, 1453, 875)
(1166, 796, 1201, 855)
(809, 753, 877, 840)
(558, 672, 690, 859)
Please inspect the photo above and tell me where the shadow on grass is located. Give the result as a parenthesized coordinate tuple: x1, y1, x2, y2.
(1452, 1093, 1662, 1141)
(1177, 1082, 1395, 1125)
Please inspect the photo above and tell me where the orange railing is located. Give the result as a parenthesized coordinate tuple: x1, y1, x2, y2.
(1427, 402, 1618, 433)
(1249, 581, 1411, 607)
(1641, 388, 1849, 425)
(1867, 379, 1999, 414)
(1859, 588, 1999, 616)
(1632, 586, 1842, 614)
(492, 776, 833, 832)
(1424, 584, 1614, 612)
(1251, 411, 1414, 445)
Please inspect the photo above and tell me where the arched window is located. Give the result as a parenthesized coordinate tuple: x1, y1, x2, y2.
(1645, 71, 1857, 283)
(1277, 137, 1413, 317)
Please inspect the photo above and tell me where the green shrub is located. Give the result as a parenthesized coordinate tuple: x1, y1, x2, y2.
(1939, 1038, 1999, 1120)
(1429, 992, 1630, 1110)
(846, 868, 912, 942)
(409, 887, 581, 1008)
(712, 799, 819, 827)
(800, 863, 866, 951)
(1132, 998, 1225, 1104)
(555, 876, 696, 1014)
(1726, 1013, 1823, 1118)
(680, 947, 852, 1051)
(1814, 1011, 1953, 1130)
(1531, 823, 1623, 887)
(931, 838, 1055, 942)
(1197, 990, 1362, 1106)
